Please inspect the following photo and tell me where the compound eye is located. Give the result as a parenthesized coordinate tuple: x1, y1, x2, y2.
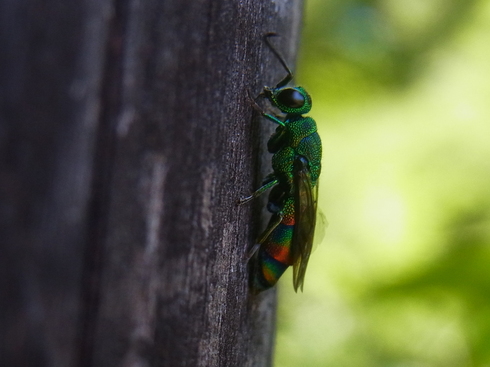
(276, 88, 305, 108)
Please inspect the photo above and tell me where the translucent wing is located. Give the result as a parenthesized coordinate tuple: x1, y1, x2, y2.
(313, 209, 328, 250)
(291, 156, 318, 292)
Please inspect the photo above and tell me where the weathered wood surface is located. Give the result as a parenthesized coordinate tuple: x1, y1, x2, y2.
(0, 0, 304, 366)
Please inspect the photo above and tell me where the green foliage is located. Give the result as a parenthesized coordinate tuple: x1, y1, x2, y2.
(276, 0, 490, 365)
(298, 0, 480, 104)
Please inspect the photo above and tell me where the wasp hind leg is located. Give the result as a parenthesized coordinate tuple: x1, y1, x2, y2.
(245, 211, 283, 262)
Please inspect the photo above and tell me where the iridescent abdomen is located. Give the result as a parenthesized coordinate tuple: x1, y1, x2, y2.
(251, 197, 296, 291)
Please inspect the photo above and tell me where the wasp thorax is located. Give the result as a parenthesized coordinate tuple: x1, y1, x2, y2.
(277, 88, 305, 108)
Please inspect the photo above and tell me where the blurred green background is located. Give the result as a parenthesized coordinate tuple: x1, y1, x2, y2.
(275, 0, 490, 366)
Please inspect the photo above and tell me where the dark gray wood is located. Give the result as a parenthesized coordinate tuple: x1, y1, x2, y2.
(0, 0, 304, 366)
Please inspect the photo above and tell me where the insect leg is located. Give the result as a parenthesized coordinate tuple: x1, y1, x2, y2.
(246, 211, 283, 261)
(256, 212, 283, 244)
(238, 176, 278, 205)
(247, 90, 285, 126)
(246, 243, 261, 261)
(262, 113, 285, 126)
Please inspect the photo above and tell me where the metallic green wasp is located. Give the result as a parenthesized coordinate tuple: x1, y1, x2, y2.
(241, 33, 322, 292)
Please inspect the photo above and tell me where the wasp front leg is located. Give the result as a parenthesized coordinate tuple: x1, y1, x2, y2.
(247, 90, 286, 126)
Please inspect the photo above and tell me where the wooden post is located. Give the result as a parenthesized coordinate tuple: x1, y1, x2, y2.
(0, 0, 304, 366)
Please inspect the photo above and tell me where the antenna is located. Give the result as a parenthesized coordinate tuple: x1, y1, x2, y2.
(264, 32, 294, 88)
